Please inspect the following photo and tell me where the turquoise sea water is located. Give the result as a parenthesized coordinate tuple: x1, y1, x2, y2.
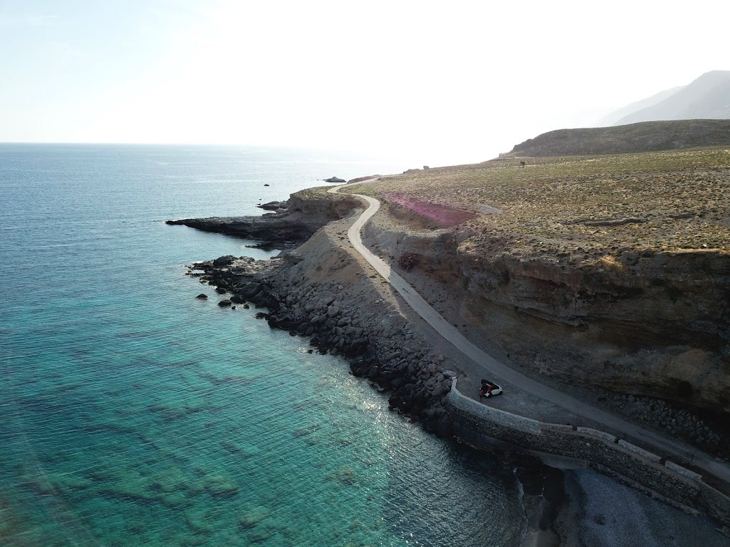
(0, 144, 526, 546)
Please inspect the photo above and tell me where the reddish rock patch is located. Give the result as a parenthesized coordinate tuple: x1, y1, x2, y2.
(385, 193, 477, 227)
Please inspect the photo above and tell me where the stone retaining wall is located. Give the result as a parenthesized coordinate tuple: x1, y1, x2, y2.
(445, 379, 730, 526)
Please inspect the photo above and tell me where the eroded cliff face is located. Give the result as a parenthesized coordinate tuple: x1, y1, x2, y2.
(364, 218, 730, 417)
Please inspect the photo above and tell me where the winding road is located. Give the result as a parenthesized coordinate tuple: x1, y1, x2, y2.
(332, 184, 730, 489)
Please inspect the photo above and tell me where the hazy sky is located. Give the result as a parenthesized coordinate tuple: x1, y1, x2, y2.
(1, 0, 728, 165)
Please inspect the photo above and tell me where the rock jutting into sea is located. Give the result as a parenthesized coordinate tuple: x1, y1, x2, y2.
(167, 190, 362, 250)
(255, 200, 289, 212)
(166, 216, 314, 250)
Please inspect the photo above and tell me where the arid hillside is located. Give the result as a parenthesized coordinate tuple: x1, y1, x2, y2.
(349, 147, 730, 261)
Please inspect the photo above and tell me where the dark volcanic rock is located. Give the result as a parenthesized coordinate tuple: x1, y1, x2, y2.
(183, 230, 451, 435)
(195, 294, 208, 300)
(237, 282, 263, 300)
(324, 177, 346, 183)
(256, 200, 289, 211)
(166, 216, 314, 248)
(168, 189, 362, 250)
(213, 255, 237, 267)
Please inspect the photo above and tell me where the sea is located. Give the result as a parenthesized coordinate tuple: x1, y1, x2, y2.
(0, 144, 527, 546)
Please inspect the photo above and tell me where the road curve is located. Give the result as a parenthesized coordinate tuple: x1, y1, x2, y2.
(334, 185, 730, 487)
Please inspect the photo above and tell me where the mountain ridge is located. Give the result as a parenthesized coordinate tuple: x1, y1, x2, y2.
(612, 70, 730, 126)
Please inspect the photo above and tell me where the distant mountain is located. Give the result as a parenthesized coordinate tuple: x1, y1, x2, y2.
(597, 87, 682, 126)
(612, 71, 730, 126)
(503, 119, 730, 157)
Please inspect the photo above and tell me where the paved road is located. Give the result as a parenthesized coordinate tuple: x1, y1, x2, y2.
(334, 185, 730, 487)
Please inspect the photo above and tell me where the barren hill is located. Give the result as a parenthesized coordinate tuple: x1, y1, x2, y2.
(503, 119, 730, 158)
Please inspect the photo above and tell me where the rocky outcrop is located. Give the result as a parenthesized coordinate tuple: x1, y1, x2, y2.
(461, 248, 730, 414)
(167, 189, 362, 249)
(256, 200, 289, 211)
(166, 215, 314, 249)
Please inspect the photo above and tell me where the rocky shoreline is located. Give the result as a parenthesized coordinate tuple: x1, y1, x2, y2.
(169, 185, 460, 435)
(187, 252, 455, 435)
(185, 250, 730, 543)
(185, 238, 575, 544)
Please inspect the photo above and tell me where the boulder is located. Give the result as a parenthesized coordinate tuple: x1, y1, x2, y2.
(262, 294, 281, 311)
(256, 200, 289, 211)
(213, 255, 237, 268)
(390, 377, 406, 390)
(237, 282, 262, 300)
(195, 294, 208, 300)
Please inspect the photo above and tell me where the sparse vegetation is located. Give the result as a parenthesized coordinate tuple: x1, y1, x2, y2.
(344, 146, 730, 266)
(398, 252, 419, 271)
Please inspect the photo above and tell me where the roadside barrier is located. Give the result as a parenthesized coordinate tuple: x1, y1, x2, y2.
(446, 378, 730, 525)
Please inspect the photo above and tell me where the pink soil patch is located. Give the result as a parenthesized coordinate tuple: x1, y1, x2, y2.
(385, 193, 477, 227)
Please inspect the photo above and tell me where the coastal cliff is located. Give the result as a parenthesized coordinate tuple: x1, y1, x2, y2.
(172, 179, 730, 529)
(365, 220, 730, 418)
(168, 131, 730, 535)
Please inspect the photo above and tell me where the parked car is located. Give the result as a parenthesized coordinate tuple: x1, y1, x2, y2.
(479, 379, 503, 399)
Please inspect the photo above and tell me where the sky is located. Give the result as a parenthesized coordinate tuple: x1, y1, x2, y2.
(1, 0, 728, 166)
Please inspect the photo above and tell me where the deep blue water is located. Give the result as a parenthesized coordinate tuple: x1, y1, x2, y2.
(0, 144, 526, 546)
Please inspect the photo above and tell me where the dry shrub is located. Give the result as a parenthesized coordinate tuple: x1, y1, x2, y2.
(398, 252, 420, 272)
